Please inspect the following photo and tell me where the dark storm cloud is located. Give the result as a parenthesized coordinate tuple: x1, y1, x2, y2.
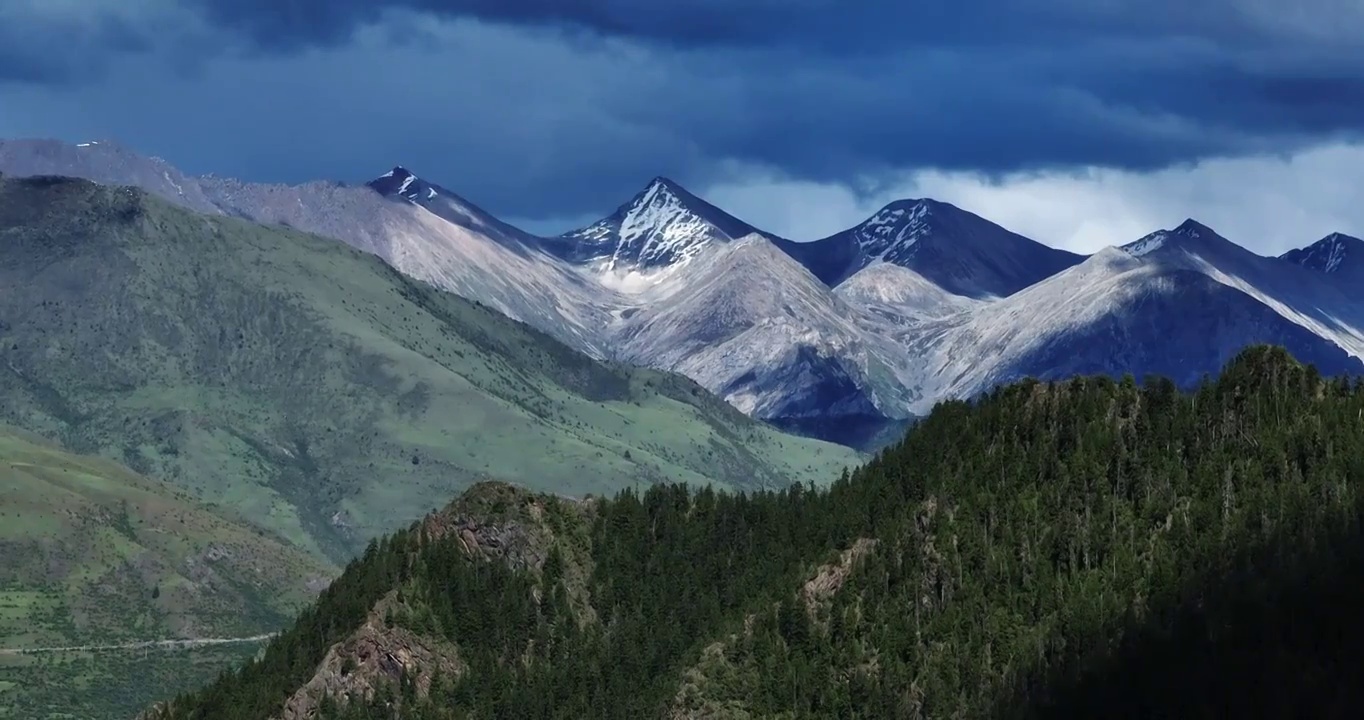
(182, 0, 1362, 52)
(1, 0, 1362, 221)
(189, 0, 874, 49)
(0, 6, 158, 83)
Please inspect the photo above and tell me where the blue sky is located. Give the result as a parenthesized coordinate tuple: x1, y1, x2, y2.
(2, 0, 1363, 252)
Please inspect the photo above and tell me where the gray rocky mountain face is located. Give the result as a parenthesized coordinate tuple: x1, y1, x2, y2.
(4, 137, 1361, 449)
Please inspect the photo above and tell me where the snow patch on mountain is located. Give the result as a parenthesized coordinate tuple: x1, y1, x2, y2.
(14, 138, 1364, 448)
(616, 181, 720, 262)
(779, 198, 1084, 298)
(591, 262, 680, 295)
(853, 200, 933, 261)
(553, 177, 772, 283)
(1121, 219, 1214, 259)
(1122, 231, 1169, 257)
(1282, 232, 1364, 274)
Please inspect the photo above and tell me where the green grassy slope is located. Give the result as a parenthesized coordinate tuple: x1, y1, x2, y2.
(0, 176, 861, 561)
(2, 642, 263, 720)
(0, 425, 334, 719)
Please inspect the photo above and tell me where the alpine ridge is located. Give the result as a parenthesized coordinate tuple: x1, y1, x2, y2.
(367, 166, 541, 253)
(3, 138, 1363, 449)
(773, 197, 1085, 296)
(1282, 231, 1364, 279)
(548, 176, 773, 281)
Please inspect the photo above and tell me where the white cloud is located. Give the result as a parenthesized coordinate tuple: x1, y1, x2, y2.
(702, 142, 1364, 256)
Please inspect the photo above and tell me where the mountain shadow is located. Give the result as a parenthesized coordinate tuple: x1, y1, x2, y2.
(1011, 492, 1364, 719)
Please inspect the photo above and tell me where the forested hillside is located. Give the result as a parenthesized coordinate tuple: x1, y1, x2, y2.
(145, 346, 1364, 719)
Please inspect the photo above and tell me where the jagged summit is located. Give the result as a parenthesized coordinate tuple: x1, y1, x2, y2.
(643, 175, 685, 192)
(1281, 232, 1364, 274)
(367, 166, 434, 200)
(12, 138, 1364, 451)
(551, 176, 769, 273)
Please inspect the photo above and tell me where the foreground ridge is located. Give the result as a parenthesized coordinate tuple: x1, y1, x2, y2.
(145, 346, 1364, 720)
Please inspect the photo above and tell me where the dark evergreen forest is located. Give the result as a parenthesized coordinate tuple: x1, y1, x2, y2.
(147, 347, 1364, 719)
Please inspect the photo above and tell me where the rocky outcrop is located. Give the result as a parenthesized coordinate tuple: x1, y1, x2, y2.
(801, 538, 879, 616)
(420, 482, 600, 626)
(275, 592, 464, 720)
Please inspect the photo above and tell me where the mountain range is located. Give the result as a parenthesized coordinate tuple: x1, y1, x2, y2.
(0, 174, 856, 564)
(3, 138, 1362, 449)
(0, 165, 859, 718)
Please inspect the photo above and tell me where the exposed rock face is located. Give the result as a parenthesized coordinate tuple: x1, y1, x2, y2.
(420, 481, 585, 572)
(420, 482, 601, 627)
(275, 483, 601, 716)
(16, 140, 1364, 452)
(276, 592, 464, 720)
(801, 538, 879, 615)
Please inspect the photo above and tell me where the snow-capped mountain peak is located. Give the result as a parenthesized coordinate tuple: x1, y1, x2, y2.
(1282, 232, 1364, 274)
(850, 199, 935, 263)
(553, 176, 766, 274)
(368, 166, 424, 199)
(775, 197, 1084, 298)
(617, 177, 716, 253)
(1121, 230, 1171, 257)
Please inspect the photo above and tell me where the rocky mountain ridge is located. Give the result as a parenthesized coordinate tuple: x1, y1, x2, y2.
(3, 138, 1361, 448)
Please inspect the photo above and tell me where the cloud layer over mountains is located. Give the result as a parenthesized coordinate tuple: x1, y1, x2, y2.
(2, 0, 1362, 239)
